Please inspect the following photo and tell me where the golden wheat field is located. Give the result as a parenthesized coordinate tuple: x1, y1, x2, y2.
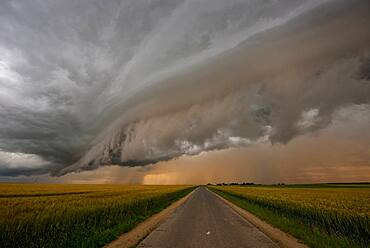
(0, 184, 194, 248)
(210, 184, 370, 248)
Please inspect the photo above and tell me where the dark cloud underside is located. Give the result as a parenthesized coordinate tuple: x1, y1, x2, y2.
(0, 0, 369, 179)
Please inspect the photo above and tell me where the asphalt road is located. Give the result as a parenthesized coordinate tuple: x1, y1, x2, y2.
(137, 187, 279, 248)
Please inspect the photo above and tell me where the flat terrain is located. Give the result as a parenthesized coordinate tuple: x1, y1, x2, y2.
(210, 184, 370, 248)
(2, 183, 368, 248)
(0, 184, 194, 248)
(138, 187, 278, 248)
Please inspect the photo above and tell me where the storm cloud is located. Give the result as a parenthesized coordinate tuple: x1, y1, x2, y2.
(0, 0, 369, 177)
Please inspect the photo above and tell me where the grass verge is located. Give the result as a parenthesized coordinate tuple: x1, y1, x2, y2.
(210, 187, 367, 248)
(0, 185, 195, 248)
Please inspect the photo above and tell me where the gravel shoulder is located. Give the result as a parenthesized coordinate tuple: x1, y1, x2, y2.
(138, 187, 278, 248)
(104, 190, 194, 248)
(106, 187, 308, 248)
(211, 188, 308, 248)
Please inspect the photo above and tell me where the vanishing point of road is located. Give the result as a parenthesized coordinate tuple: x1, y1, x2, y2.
(137, 187, 279, 248)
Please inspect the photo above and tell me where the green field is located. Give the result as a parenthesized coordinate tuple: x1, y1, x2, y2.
(0, 184, 194, 248)
(209, 184, 370, 248)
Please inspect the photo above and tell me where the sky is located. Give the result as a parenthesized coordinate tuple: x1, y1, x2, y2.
(0, 0, 369, 184)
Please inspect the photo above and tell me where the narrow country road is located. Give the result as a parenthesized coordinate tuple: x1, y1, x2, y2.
(137, 187, 279, 248)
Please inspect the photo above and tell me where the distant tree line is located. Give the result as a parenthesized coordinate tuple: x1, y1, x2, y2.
(207, 182, 286, 186)
(207, 182, 258, 186)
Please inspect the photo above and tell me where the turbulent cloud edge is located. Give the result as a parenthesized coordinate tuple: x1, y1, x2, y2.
(0, 0, 369, 176)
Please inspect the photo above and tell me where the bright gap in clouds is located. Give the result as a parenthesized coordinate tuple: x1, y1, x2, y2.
(0, 0, 369, 183)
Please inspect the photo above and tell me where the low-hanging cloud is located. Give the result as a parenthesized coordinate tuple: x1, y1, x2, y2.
(0, 0, 369, 176)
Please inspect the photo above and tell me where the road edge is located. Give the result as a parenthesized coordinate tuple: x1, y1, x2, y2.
(105, 188, 195, 248)
(209, 188, 308, 248)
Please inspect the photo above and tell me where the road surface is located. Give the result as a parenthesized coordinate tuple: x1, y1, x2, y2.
(137, 187, 279, 248)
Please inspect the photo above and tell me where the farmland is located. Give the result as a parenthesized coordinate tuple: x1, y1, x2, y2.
(209, 184, 370, 248)
(0, 184, 194, 248)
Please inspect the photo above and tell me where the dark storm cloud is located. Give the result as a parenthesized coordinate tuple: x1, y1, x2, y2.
(0, 0, 185, 174)
(0, 0, 369, 176)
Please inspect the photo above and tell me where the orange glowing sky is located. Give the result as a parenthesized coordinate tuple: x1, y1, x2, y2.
(0, 1, 369, 184)
(9, 104, 369, 184)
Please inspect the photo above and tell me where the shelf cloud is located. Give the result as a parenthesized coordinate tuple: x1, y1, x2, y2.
(0, 0, 369, 179)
